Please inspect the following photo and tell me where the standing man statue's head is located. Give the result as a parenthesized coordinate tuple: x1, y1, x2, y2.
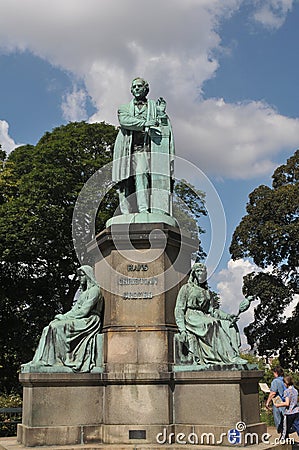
(131, 77, 149, 100)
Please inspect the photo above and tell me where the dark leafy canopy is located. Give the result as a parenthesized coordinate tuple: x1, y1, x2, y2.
(0, 121, 118, 392)
(0, 122, 207, 392)
(173, 179, 207, 260)
(0, 146, 6, 163)
(230, 150, 299, 369)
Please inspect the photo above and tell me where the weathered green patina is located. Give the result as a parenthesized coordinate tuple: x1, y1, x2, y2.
(21, 265, 103, 373)
(112, 77, 175, 216)
(174, 263, 248, 368)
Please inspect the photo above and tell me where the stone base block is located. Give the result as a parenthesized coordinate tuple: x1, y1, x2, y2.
(98, 423, 268, 446)
(20, 374, 104, 429)
(104, 383, 172, 425)
(19, 371, 267, 447)
(17, 422, 268, 447)
(17, 424, 82, 447)
(173, 370, 264, 427)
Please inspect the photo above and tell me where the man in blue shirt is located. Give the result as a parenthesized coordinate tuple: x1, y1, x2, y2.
(265, 366, 286, 432)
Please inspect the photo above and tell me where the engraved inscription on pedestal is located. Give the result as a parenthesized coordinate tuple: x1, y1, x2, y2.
(118, 263, 159, 300)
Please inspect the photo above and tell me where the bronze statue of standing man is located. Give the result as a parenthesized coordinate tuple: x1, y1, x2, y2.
(112, 78, 175, 216)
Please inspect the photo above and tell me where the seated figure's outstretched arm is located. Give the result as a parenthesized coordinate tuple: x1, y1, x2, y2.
(211, 307, 235, 321)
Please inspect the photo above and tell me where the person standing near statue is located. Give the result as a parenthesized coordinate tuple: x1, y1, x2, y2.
(112, 77, 175, 215)
(275, 375, 299, 440)
(265, 366, 286, 432)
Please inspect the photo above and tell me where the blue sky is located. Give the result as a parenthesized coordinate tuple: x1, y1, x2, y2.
(205, 2, 299, 116)
(0, 0, 298, 341)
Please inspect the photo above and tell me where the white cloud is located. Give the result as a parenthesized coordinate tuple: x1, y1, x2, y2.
(215, 259, 260, 346)
(0, 0, 240, 126)
(0, 0, 297, 178)
(253, 0, 294, 29)
(215, 258, 299, 347)
(61, 87, 88, 122)
(174, 99, 299, 179)
(0, 120, 18, 155)
(283, 294, 298, 319)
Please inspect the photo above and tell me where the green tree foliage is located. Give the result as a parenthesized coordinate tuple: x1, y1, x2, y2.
(173, 179, 207, 260)
(0, 145, 6, 163)
(0, 392, 22, 437)
(230, 150, 299, 369)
